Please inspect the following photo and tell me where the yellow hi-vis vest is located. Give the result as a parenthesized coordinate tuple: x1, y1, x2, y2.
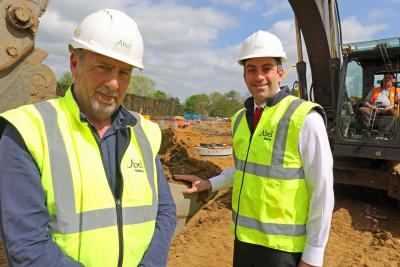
(231, 95, 323, 253)
(0, 89, 161, 267)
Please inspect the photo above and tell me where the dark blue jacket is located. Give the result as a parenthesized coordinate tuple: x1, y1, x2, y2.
(0, 105, 176, 267)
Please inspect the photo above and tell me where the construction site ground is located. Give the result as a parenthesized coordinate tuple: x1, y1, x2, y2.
(1, 121, 399, 266)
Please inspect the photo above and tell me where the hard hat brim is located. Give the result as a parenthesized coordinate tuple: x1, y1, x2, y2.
(69, 37, 144, 70)
(238, 54, 287, 65)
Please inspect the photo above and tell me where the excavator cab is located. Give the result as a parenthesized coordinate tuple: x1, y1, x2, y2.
(338, 37, 400, 143)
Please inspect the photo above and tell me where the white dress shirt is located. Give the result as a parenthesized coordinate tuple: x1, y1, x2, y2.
(210, 109, 334, 267)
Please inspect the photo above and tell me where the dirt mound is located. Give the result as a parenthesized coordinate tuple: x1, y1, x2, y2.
(0, 242, 6, 266)
(168, 189, 234, 267)
(160, 128, 222, 183)
(194, 121, 231, 136)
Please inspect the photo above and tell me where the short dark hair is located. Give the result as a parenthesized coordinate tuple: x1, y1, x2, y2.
(242, 57, 282, 71)
(74, 48, 85, 63)
(384, 72, 395, 78)
(68, 45, 85, 63)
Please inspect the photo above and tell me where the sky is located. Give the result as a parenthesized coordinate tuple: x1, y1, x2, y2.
(36, 0, 400, 101)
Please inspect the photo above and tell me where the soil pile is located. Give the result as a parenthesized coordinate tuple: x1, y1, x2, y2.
(324, 186, 400, 266)
(160, 128, 222, 183)
(195, 121, 232, 136)
(0, 243, 5, 266)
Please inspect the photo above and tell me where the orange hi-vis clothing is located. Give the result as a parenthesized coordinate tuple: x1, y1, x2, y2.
(369, 86, 397, 105)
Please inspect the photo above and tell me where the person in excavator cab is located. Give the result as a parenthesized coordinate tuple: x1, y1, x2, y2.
(358, 72, 397, 130)
(0, 9, 176, 267)
(176, 30, 334, 267)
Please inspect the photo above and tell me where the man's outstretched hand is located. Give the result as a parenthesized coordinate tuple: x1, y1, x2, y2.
(174, 175, 212, 194)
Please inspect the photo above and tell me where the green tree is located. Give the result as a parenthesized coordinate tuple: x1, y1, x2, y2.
(58, 71, 73, 88)
(184, 94, 209, 115)
(171, 97, 184, 115)
(153, 90, 168, 100)
(57, 71, 73, 96)
(127, 75, 155, 97)
(207, 92, 225, 116)
(207, 90, 243, 117)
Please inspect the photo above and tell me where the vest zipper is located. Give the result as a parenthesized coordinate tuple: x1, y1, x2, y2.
(94, 136, 125, 267)
(234, 133, 253, 239)
(116, 198, 124, 267)
(88, 123, 126, 266)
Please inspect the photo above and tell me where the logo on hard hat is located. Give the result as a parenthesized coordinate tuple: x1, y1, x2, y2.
(114, 39, 132, 55)
(74, 28, 81, 37)
(254, 44, 264, 49)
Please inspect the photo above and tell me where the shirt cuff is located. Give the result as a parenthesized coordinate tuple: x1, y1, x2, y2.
(301, 243, 325, 266)
(209, 174, 226, 192)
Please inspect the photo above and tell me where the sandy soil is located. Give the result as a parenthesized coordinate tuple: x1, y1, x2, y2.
(1, 122, 399, 267)
(0, 243, 5, 267)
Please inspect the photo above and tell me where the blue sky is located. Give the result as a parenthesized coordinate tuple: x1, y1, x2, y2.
(37, 0, 400, 101)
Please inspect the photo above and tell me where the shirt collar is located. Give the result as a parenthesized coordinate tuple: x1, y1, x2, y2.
(253, 87, 282, 112)
(253, 100, 266, 112)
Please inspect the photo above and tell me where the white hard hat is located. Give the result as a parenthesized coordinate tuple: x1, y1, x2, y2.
(238, 30, 287, 65)
(69, 9, 144, 69)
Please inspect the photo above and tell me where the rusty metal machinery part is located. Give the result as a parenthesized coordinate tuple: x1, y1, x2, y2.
(6, 5, 37, 32)
(0, 0, 56, 112)
(0, 0, 52, 72)
(0, 48, 56, 113)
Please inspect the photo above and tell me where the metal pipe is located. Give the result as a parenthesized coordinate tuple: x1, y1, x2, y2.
(328, 0, 336, 59)
(295, 17, 303, 62)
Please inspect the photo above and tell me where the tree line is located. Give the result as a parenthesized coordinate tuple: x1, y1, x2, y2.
(57, 72, 245, 118)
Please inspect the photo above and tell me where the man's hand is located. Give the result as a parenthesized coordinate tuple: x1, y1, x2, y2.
(383, 106, 393, 112)
(174, 175, 212, 194)
(371, 105, 379, 111)
(298, 260, 318, 267)
(364, 102, 378, 111)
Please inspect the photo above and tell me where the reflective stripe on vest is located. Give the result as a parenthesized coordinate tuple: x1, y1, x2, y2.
(231, 96, 321, 252)
(34, 102, 157, 234)
(232, 211, 306, 237)
(233, 99, 305, 181)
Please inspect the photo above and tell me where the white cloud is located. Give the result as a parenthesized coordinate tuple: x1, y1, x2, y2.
(262, 0, 291, 17)
(36, 1, 241, 100)
(212, 0, 256, 10)
(269, 19, 312, 91)
(35, 3, 391, 102)
(367, 8, 393, 20)
(341, 16, 388, 43)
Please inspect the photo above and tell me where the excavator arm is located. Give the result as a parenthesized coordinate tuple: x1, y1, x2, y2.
(288, 0, 342, 112)
(0, 0, 56, 113)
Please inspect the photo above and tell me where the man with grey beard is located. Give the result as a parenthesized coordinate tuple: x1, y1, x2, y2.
(0, 9, 176, 267)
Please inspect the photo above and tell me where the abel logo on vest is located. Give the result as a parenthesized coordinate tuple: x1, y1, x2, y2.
(128, 159, 144, 172)
(259, 129, 274, 141)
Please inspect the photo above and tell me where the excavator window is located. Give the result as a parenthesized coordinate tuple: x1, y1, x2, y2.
(340, 60, 399, 141)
